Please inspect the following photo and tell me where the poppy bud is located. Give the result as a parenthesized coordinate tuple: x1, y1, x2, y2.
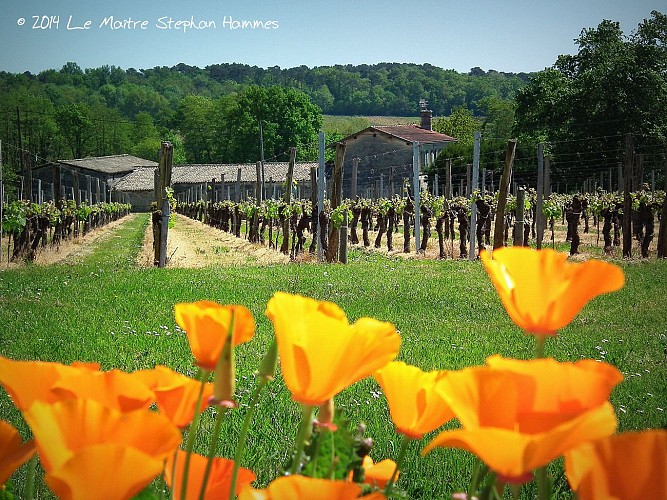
(257, 339, 278, 381)
(213, 312, 236, 405)
(356, 437, 373, 458)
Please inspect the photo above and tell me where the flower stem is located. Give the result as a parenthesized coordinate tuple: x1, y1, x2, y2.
(328, 430, 336, 480)
(228, 378, 267, 500)
(169, 450, 178, 500)
(180, 368, 208, 500)
(467, 460, 488, 499)
(535, 335, 547, 359)
(198, 405, 231, 500)
(384, 434, 412, 496)
(536, 466, 550, 500)
(23, 454, 37, 500)
(289, 404, 314, 475)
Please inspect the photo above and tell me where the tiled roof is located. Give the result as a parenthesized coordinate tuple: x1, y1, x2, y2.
(58, 154, 158, 174)
(339, 125, 456, 145)
(114, 162, 317, 192)
(373, 125, 456, 144)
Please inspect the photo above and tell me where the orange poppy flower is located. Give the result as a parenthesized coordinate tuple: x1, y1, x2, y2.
(423, 355, 622, 482)
(49, 368, 155, 412)
(373, 361, 454, 439)
(565, 429, 667, 499)
(265, 292, 401, 406)
(480, 247, 624, 336)
(0, 420, 36, 485)
(134, 365, 214, 428)
(175, 301, 255, 371)
(0, 356, 99, 410)
(348, 455, 397, 489)
(22, 399, 181, 475)
(165, 450, 256, 499)
(238, 475, 364, 500)
(45, 444, 166, 500)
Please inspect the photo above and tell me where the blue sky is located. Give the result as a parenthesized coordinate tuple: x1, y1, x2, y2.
(0, 0, 664, 74)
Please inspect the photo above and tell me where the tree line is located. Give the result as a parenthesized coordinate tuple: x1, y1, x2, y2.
(0, 61, 527, 191)
(0, 10, 665, 195)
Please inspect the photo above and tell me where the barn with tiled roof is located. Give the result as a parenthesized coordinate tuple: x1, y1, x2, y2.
(336, 109, 456, 198)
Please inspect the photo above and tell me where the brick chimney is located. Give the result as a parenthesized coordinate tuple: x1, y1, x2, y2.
(420, 109, 433, 131)
(419, 99, 432, 130)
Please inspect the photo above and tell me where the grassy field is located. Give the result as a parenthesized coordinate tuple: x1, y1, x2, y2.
(1, 214, 666, 498)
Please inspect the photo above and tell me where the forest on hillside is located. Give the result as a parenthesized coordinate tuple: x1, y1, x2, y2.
(0, 62, 526, 169)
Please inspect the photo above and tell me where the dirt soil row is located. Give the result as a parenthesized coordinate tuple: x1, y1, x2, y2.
(136, 214, 290, 268)
(2, 212, 658, 270)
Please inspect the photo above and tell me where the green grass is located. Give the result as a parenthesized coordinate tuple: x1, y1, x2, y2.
(1, 214, 666, 499)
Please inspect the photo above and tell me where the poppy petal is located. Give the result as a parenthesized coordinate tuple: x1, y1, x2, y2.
(45, 444, 164, 500)
(0, 420, 36, 485)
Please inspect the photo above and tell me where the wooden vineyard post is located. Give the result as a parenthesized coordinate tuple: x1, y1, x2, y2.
(339, 207, 349, 264)
(493, 139, 517, 251)
(309, 166, 318, 254)
(413, 142, 420, 253)
(468, 131, 480, 260)
(536, 143, 545, 249)
(73, 171, 81, 236)
(445, 159, 452, 200)
(155, 141, 173, 268)
(25, 152, 33, 202)
(635, 153, 644, 191)
(351, 158, 359, 200)
(326, 142, 346, 262)
(513, 187, 526, 247)
(658, 147, 667, 258)
(622, 134, 633, 258)
(53, 164, 62, 207)
(281, 147, 297, 255)
(255, 161, 263, 203)
(235, 168, 241, 203)
(317, 132, 325, 261)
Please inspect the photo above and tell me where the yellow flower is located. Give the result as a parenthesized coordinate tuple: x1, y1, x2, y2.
(238, 475, 365, 500)
(165, 450, 256, 499)
(265, 292, 400, 406)
(0, 420, 36, 486)
(565, 429, 667, 499)
(134, 365, 214, 428)
(23, 399, 181, 500)
(175, 301, 255, 371)
(373, 361, 454, 439)
(481, 247, 624, 336)
(423, 355, 622, 482)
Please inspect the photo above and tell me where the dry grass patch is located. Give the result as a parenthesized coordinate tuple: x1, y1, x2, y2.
(137, 214, 290, 268)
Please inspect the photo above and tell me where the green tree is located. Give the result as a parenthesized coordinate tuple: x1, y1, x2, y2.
(220, 85, 322, 163)
(56, 103, 94, 158)
(514, 11, 667, 188)
(479, 96, 515, 140)
(175, 95, 217, 163)
(432, 106, 480, 148)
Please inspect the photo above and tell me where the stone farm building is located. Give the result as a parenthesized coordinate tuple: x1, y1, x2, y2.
(31, 154, 158, 204)
(114, 162, 318, 211)
(336, 110, 456, 198)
